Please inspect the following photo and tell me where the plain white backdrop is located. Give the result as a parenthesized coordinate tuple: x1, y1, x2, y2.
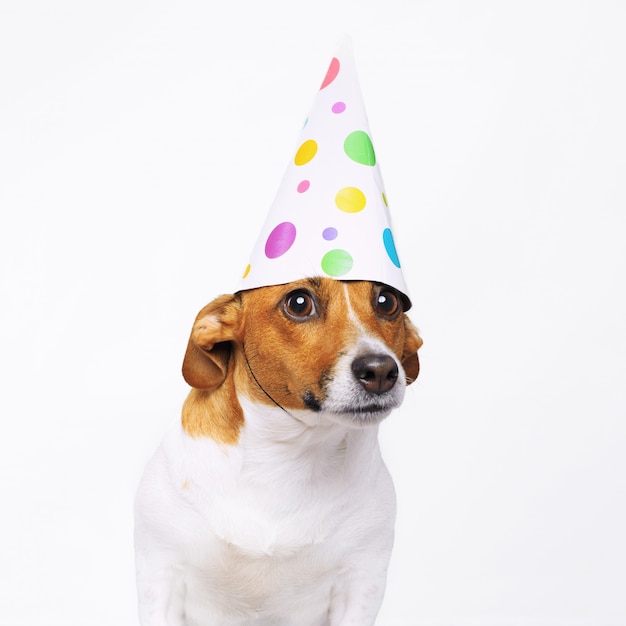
(1, 1, 625, 624)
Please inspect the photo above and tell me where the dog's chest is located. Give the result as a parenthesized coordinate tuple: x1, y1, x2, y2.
(181, 535, 337, 625)
(169, 429, 377, 623)
(176, 429, 360, 556)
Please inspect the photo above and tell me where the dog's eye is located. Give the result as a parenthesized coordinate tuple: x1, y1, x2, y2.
(375, 289, 400, 318)
(283, 291, 317, 320)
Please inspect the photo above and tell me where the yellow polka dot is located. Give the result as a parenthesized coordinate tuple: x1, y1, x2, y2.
(335, 187, 367, 213)
(294, 140, 318, 166)
(242, 264, 251, 279)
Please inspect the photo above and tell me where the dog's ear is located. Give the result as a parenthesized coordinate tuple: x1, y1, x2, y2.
(182, 294, 241, 390)
(401, 315, 423, 385)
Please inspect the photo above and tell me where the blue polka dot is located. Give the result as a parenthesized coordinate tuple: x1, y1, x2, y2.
(383, 228, 401, 268)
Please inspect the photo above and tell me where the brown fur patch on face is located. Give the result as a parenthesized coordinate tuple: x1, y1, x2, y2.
(232, 279, 422, 410)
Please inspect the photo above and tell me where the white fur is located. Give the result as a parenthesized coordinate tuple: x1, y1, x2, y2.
(134, 295, 406, 625)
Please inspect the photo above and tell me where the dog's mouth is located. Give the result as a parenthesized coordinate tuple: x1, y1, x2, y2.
(308, 392, 402, 425)
(327, 407, 395, 427)
(333, 399, 399, 423)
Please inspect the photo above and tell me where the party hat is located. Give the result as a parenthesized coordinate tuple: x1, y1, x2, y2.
(237, 39, 411, 308)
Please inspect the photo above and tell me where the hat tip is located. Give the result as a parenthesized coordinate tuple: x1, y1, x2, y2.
(335, 33, 354, 55)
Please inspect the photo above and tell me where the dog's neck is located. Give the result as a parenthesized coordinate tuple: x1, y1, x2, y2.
(236, 395, 381, 486)
(181, 334, 388, 497)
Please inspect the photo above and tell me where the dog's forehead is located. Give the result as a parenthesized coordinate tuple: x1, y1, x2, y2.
(341, 280, 377, 307)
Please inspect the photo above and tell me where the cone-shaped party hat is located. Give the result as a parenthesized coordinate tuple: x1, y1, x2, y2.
(238, 39, 411, 308)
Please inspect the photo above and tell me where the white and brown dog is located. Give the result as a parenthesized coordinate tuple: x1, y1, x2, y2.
(134, 277, 422, 625)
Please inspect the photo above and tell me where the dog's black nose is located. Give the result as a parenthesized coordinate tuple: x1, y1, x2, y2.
(352, 354, 399, 395)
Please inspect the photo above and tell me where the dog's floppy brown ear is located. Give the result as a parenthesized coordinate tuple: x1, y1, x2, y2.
(401, 315, 423, 385)
(182, 294, 241, 390)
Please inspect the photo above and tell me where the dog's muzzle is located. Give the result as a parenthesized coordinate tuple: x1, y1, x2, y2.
(317, 349, 406, 425)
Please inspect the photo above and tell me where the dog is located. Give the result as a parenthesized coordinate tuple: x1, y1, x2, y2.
(134, 277, 422, 625)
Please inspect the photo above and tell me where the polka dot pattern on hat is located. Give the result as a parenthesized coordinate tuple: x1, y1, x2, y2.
(260, 57, 394, 270)
(238, 42, 409, 305)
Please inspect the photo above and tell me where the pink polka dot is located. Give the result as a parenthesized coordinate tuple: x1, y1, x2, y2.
(320, 57, 340, 89)
(265, 222, 296, 259)
(297, 180, 310, 193)
(332, 101, 346, 114)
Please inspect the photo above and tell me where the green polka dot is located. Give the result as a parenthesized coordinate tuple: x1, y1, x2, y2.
(344, 130, 376, 166)
(321, 249, 353, 276)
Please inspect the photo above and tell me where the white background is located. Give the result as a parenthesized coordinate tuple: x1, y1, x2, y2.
(1, 1, 625, 625)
